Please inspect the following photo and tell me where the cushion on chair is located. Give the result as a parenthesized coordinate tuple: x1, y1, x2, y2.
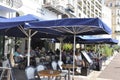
(25, 66, 36, 80)
(51, 61, 58, 70)
(58, 60, 68, 73)
(36, 64, 48, 80)
(36, 64, 45, 72)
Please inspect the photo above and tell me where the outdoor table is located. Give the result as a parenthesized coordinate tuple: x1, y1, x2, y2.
(38, 70, 61, 80)
(62, 64, 78, 80)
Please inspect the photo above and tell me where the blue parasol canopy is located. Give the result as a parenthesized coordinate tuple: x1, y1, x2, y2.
(55, 36, 118, 44)
(28, 18, 112, 35)
(54, 36, 85, 43)
(0, 14, 39, 28)
(82, 37, 119, 44)
(0, 16, 6, 19)
(0, 14, 40, 37)
(0, 14, 60, 38)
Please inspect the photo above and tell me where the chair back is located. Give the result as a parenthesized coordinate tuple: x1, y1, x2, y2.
(25, 66, 35, 80)
(36, 64, 45, 72)
(51, 61, 57, 70)
(58, 60, 63, 70)
(35, 57, 40, 65)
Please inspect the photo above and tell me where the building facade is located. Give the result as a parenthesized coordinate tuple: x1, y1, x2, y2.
(77, 0, 102, 18)
(17, 0, 106, 20)
(0, 0, 21, 17)
(100, 5, 112, 38)
(105, 0, 120, 45)
(0, 0, 113, 56)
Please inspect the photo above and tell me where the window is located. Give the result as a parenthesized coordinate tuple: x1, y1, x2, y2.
(115, 1, 120, 7)
(68, 0, 74, 5)
(117, 18, 120, 24)
(79, 13, 81, 17)
(118, 10, 120, 15)
(109, 3, 112, 7)
(43, 0, 47, 4)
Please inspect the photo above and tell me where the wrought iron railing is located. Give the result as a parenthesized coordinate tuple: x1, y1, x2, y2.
(0, 0, 23, 8)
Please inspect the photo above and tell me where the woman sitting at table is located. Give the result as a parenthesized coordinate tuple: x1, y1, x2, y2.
(75, 52, 85, 67)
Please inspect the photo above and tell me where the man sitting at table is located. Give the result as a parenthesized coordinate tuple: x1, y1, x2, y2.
(14, 47, 24, 63)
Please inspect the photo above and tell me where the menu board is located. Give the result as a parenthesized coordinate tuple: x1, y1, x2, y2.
(81, 51, 93, 64)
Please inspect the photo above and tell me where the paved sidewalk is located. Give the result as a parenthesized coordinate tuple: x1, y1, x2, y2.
(72, 52, 119, 80)
(97, 53, 120, 80)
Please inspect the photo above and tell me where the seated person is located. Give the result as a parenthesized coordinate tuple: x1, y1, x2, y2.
(75, 52, 85, 67)
(14, 47, 24, 63)
(30, 48, 36, 57)
(34, 47, 40, 57)
(87, 49, 96, 59)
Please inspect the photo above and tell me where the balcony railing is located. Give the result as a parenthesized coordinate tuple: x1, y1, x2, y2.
(117, 13, 120, 16)
(115, 31, 120, 34)
(117, 22, 120, 25)
(98, 0, 102, 4)
(115, 4, 120, 7)
(43, 2, 67, 15)
(0, 0, 23, 8)
(0, 0, 13, 7)
(66, 4, 74, 13)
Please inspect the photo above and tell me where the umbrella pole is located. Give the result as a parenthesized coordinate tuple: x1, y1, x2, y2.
(57, 37, 64, 61)
(27, 30, 31, 66)
(73, 34, 76, 79)
(60, 41, 62, 61)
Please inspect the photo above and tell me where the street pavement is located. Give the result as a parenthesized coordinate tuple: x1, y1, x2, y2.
(72, 52, 120, 80)
(97, 52, 120, 80)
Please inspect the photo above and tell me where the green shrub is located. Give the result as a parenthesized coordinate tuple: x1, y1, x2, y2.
(63, 43, 72, 51)
(103, 45, 113, 57)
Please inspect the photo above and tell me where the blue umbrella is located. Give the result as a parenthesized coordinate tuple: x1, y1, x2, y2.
(54, 36, 86, 43)
(0, 14, 61, 66)
(0, 16, 7, 19)
(28, 18, 112, 35)
(82, 37, 119, 44)
(28, 17, 112, 78)
(0, 14, 41, 66)
(0, 14, 40, 37)
(0, 14, 60, 37)
(55, 36, 118, 44)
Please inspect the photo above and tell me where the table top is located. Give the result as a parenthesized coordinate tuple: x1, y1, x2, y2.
(38, 70, 61, 77)
(62, 64, 78, 69)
